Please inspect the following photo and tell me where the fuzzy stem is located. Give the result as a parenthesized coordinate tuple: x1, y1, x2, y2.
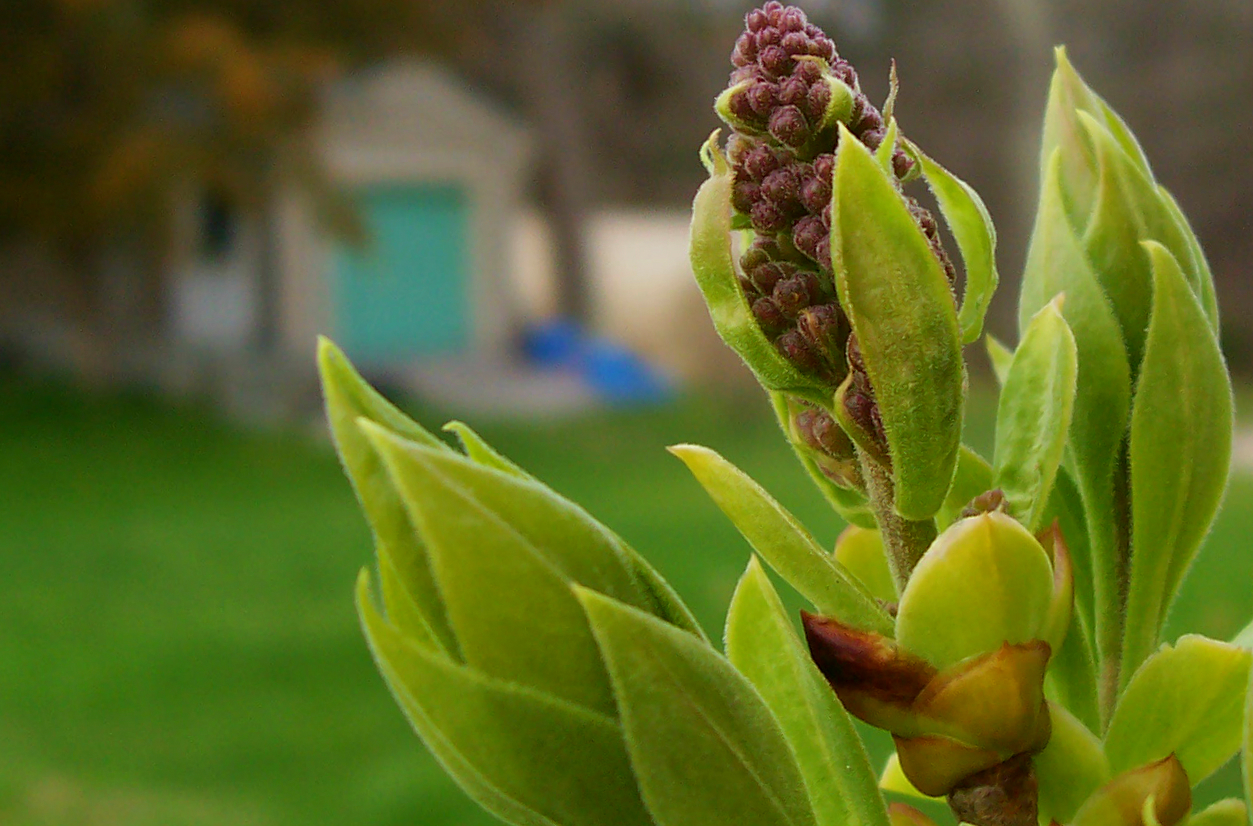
(1097, 444, 1133, 727)
(857, 449, 937, 595)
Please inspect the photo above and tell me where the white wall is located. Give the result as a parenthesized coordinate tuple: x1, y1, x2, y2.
(511, 208, 705, 377)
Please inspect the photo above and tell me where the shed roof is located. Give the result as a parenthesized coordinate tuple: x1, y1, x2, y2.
(320, 61, 531, 162)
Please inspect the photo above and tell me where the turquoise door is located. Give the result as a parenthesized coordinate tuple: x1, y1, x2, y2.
(334, 185, 470, 364)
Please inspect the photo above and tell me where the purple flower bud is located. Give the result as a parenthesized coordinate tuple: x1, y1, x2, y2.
(830, 58, 857, 86)
(746, 8, 768, 32)
(747, 81, 778, 119)
(780, 6, 807, 32)
(760, 45, 792, 78)
(732, 32, 757, 67)
(809, 37, 836, 61)
(760, 166, 800, 206)
(794, 59, 822, 85)
(792, 214, 826, 261)
(855, 105, 884, 134)
(739, 275, 761, 299)
(795, 406, 848, 458)
(776, 329, 824, 374)
(732, 178, 760, 214)
(750, 200, 788, 233)
(798, 303, 846, 356)
(739, 239, 776, 273)
(781, 31, 810, 57)
(751, 296, 789, 335)
(800, 172, 832, 214)
(764, 1, 785, 26)
(742, 144, 780, 180)
(757, 27, 782, 48)
(748, 261, 785, 294)
(892, 149, 915, 180)
(728, 90, 759, 125)
(862, 127, 886, 151)
(768, 105, 810, 149)
(812, 153, 835, 182)
(773, 271, 819, 318)
(805, 81, 831, 124)
(778, 76, 809, 107)
(814, 237, 832, 272)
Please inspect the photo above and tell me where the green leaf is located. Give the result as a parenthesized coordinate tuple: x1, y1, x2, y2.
(1040, 47, 1152, 224)
(690, 131, 826, 403)
(1040, 468, 1095, 659)
(935, 445, 993, 532)
(1046, 604, 1100, 738)
(875, 118, 900, 174)
(578, 588, 818, 826)
(985, 335, 1013, 387)
(1020, 149, 1131, 699)
(1122, 243, 1233, 687)
(358, 573, 652, 826)
(831, 122, 964, 521)
(1039, 469, 1100, 733)
(1235, 619, 1253, 650)
(1076, 113, 1202, 374)
(1156, 184, 1219, 331)
(1035, 702, 1110, 824)
(1075, 113, 1155, 371)
(1244, 669, 1252, 815)
(442, 420, 706, 641)
(726, 557, 890, 826)
(1105, 635, 1252, 786)
(896, 512, 1054, 670)
(361, 422, 615, 716)
(669, 444, 894, 636)
(833, 527, 895, 604)
(992, 296, 1078, 530)
(905, 139, 999, 345)
(443, 420, 528, 477)
(1189, 799, 1249, 826)
(317, 337, 459, 657)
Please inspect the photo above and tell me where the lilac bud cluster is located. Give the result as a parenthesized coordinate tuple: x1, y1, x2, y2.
(723, 1, 956, 432)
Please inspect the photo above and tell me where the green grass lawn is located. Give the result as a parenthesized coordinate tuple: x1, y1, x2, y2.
(1, 375, 1249, 825)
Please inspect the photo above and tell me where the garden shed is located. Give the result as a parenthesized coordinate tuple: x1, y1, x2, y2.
(167, 61, 533, 388)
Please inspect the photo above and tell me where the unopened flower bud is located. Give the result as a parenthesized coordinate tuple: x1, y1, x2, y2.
(768, 104, 811, 149)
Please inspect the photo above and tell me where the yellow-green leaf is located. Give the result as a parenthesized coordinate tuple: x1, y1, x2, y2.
(1189, 799, 1249, 826)
(985, 335, 1013, 387)
(442, 420, 706, 641)
(831, 123, 964, 520)
(1035, 702, 1111, 824)
(906, 139, 999, 345)
(670, 444, 893, 636)
(358, 573, 652, 826)
(579, 588, 818, 826)
(1122, 243, 1233, 687)
(726, 557, 890, 826)
(1020, 149, 1131, 696)
(317, 337, 459, 657)
(362, 422, 615, 716)
(992, 296, 1077, 530)
(1105, 635, 1252, 786)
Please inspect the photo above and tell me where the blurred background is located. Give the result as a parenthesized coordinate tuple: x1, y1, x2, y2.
(1, 1, 1250, 824)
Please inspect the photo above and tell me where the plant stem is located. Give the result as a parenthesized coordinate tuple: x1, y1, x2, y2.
(947, 754, 1038, 826)
(1097, 445, 1133, 727)
(857, 449, 937, 595)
